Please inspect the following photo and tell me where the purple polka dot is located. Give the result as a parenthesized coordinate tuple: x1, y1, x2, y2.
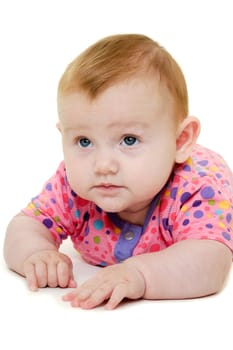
(68, 198, 74, 209)
(183, 164, 191, 171)
(71, 190, 77, 197)
(206, 223, 213, 229)
(45, 183, 52, 191)
(43, 218, 53, 228)
(215, 173, 222, 179)
(96, 206, 102, 213)
(83, 211, 90, 221)
(200, 186, 215, 199)
(226, 213, 232, 223)
(192, 200, 202, 207)
(162, 218, 169, 230)
(194, 210, 204, 218)
(183, 219, 190, 226)
(198, 160, 208, 166)
(198, 171, 206, 177)
(222, 232, 231, 241)
(171, 187, 178, 199)
(180, 192, 191, 204)
(85, 225, 90, 235)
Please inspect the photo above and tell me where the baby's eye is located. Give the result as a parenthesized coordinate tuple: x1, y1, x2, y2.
(121, 136, 139, 146)
(78, 137, 92, 148)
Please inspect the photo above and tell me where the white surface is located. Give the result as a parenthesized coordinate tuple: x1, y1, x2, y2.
(1, 1, 233, 349)
(0, 237, 233, 350)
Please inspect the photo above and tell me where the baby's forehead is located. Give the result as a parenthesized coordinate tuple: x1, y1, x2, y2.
(59, 75, 171, 105)
(58, 80, 177, 132)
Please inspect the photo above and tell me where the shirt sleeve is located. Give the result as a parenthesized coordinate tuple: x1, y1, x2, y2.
(170, 178, 233, 252)
(22, 162, 77, 246)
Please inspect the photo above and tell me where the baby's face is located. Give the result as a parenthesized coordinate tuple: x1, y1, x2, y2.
(58, 77, 179, 225)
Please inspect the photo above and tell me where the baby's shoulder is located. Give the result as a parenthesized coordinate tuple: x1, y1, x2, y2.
(173, 144, 233, 185)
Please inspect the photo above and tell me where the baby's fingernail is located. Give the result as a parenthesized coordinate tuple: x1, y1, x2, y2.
(69, 280, 77, 288)
(29, 284, 38, 291)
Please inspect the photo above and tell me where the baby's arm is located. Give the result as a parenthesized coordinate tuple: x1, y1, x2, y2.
(131, 239, 232, 300)
(63, 239, 232, 309)
(4, 214, 76, 290)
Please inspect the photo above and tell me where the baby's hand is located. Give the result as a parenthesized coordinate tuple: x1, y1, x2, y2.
(62, 262, 146, 310)
(23, 250, 77, 291)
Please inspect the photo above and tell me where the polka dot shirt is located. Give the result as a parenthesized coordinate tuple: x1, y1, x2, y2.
(22, 144, 233, 266)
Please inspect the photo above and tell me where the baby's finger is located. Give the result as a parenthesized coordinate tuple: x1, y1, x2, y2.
(57, 261, 71, 288)
(47, 263, 58, 287)
(35, 261, 48, 288)
(62, 290, 77, 302)
(105, 283, 127, 310)
(68, 278, 77, 288)
(79, 283, 112, 309)
(23, 263, 38, 291)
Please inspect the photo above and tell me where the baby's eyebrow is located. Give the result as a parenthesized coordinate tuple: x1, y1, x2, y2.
(108, 121, 149, 128)
(63, 121, 149, 133)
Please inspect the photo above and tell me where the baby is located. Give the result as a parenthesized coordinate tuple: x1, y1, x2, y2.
(4, 34, 233, 310)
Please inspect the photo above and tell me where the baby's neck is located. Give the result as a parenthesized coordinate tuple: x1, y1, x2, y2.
(117, 206, 149, 226)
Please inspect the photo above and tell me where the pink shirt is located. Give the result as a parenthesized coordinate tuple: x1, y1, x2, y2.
(23, 144, 233, 266)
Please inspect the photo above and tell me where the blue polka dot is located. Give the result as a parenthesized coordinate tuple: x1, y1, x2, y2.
(93, 219, 104, 230)
(200, 186, 215, 199)
(215, 209, 222, 215)
(43, 218, 53, 228)
(98, 261, 107, 267)
(74, 209, 80, 218)
(194, 210, 204, 218)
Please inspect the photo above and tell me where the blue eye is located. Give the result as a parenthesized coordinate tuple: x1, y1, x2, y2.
(122, 136, 138, 146)
(78, 138, 92, 148)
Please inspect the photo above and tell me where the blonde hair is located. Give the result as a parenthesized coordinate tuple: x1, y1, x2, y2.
(58, 34, 188, 120)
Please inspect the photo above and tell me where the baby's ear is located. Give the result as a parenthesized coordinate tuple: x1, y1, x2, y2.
(56, 122, 61, 132)
(175, 116, 200, 163)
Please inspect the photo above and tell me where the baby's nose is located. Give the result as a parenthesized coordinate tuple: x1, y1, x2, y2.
(94, 150, 119, 175)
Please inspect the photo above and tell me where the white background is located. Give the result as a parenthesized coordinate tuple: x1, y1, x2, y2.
(0, 1, 233, 349)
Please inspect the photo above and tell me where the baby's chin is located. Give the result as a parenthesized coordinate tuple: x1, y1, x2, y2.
(93, 199, 128, 214)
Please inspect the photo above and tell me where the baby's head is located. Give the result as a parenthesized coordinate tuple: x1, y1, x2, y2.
(56, 34, 200, 223)
(58, 33, 188, 123)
